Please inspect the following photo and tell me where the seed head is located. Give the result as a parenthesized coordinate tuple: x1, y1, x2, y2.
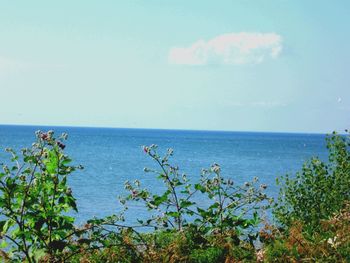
(57, 141, 66, 150)
(211, 163, 221, 174)
(260, 184, 267, 190)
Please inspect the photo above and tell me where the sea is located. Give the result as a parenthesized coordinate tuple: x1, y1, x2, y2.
(0, 125, 328, 224)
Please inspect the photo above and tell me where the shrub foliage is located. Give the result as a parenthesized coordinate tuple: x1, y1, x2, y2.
(274, 131, 350, 231)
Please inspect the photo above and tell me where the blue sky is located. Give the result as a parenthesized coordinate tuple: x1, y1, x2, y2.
(0, 1, 349, 133)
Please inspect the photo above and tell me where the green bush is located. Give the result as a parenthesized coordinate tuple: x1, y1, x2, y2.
(189, 247, 225, 263)
(274, 131, 350, 232)
(264, 205, 350, 262)
(0, 131, 82, 262)
(0, 131, 127, 262)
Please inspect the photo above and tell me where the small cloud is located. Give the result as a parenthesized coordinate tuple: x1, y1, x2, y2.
(168, 32, 282, 66)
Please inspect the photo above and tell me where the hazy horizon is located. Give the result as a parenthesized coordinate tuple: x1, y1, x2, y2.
(0, 123, 333, 135)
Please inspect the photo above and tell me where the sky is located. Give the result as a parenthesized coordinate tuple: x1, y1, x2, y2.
(0, 1, 349, 133)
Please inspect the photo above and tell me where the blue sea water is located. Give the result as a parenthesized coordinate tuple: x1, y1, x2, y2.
(0, 125, 328, 224)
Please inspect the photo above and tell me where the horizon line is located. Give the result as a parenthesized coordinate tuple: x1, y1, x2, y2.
(0, 123, 333, 136)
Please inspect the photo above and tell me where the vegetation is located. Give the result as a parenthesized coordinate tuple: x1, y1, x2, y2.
(274, 131, 350, 232)
(0, 130, 349, 262)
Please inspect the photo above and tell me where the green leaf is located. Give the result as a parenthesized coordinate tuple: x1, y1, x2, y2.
(180, 200, 194, 209)
(0, 221, 6, 232)
(167, 211, 180, 218)
(32, 249, 46, 262)
(61, 158, 72, 165)
(1, 219, 14, 234)
(0, 240, 7, 249)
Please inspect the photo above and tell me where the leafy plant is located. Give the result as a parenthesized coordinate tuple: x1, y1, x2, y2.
(274, 131, 350, 232)
(264, 204, 350, 262)
(121, 144, 270, 242)
(193, 165, 270, 238)
(0, 131, 86, 262)
(122, 145, 198, 231)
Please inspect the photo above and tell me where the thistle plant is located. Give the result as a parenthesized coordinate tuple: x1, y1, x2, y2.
(0, 131, 82, 262)
(194, 166, 271, 238)
(121, 144, 271, 242)
(122, 144, 196, 231)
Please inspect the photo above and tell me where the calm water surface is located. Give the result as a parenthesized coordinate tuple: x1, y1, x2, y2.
(0, 125, 328, 223)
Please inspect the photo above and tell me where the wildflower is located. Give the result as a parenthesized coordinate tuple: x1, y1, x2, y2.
(134, 179, 140, 187)
(84, 223, 92, 230)
(260, 184, 267, 190)
(327, 236, 340, 248)
(256, 249, 265, 262)
(57, 141, 66, 150)
(131, 190, 139, 198)
(61, 132, 68, 140)
(211, 163, 221, 174)
(40, 133, 48, 140)
(142, 146, 149, 153)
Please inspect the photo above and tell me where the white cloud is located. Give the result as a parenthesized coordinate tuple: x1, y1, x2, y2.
(168, 32, 282, 65)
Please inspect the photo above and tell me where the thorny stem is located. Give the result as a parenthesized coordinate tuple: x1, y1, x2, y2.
(151, 153, 182, 231)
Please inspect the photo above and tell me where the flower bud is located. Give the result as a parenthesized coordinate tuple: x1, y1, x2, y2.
(66, 188, 72, 195)
(211, 163, 221, 174)
(40, 133, 48, 140)
(3, 165, 10, 174)
(61, 132, 68, 140)
(134, 179, 140, 187)
(142, 146, 150, 153)
(260, 184, 267, 190)
(57, 141, 66, 150)
(131, 190, 139, 198)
